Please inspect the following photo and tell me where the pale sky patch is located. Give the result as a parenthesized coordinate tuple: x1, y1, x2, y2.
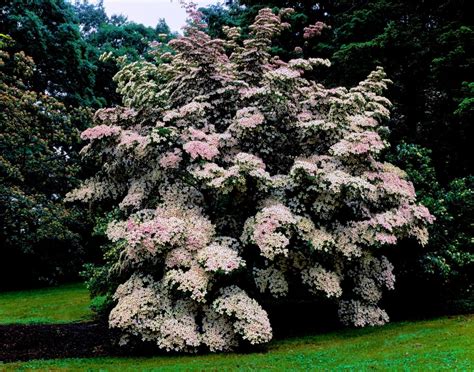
(100, 0, 221, 32)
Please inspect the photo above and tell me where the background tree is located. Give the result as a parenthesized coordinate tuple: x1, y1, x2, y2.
(327, 0, 473, 181)
(0, 0, 175, 289)
(0, 0, 175, 107)
(0, 0, 97, 106)
(74, 0, 176, 106)
(387, 144, 473, 315)
(0, 36, 93, 288)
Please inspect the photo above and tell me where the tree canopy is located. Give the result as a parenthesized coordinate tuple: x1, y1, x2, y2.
(0, 36, 91, 287)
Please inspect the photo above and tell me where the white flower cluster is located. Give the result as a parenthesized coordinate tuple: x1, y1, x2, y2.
(254, 265, 289, 297)
(243, 203, 297, 260)
(197, 240, 245, 274)
(213, 286, 273, 344)
(301, 264, 343, 298)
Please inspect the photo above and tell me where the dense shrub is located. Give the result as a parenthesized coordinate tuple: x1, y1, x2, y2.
(70, 7, 433, 352)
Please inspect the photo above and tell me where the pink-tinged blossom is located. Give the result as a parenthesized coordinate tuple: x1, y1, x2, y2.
(94, 107, 137, 124)
(349, 114, 378, 129)
(118, 130, 150, 149)
(187, 127, 220, 146)
(236, 111, 265, 129)
(239, 87, 266, 98)
(297, 111, 313, 122)
(191, 163, 242, 193)
(119, 188, 144, 210)
(158, 306, 201, 351)
(183, 140, 219, 160)
(165, 247, 194, 269)
(375, 232, 398, 245)
(65, 178, 117, 203)
(289, 58, 313, 71)
(365, 170, 416, 200)
(202, 306, 238, 352)
(110, 214, 187, 265)
(331, 131, 386, 156)
(290, 158, 320, 178)
(180, 101, 207, 116)
(184, 214, 215, 251)
(266, 66, 301, 80)
(376, 256, 396, 290)
(159, 148, 182, 169)
(109, 274, 201, 352)
(297, 218, 335, 251)
(254, 266, 288, 297)
(197, 242, 245, 274)
(303, 21, 328, 39)
(308, 58, 331, 67)
(354, 277, 383, 303)
(81, 124, 121, 141)
(412, 204, 435, 224)
(234, 152, 266, 171)
(245, 204, 297, 260)
(165, 265, 210, 302)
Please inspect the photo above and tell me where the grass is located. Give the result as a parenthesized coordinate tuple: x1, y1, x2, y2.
(0, 283, 92, 324)
(2, 314, 473, 370)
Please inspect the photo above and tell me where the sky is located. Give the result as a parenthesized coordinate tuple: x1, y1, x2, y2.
(100, 0, 220, 32)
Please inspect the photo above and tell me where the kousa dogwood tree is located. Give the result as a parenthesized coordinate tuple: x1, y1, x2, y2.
(68, 5, 434, 352)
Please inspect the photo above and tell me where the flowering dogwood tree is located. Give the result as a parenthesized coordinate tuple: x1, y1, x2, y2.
(69, 6, 434, 352)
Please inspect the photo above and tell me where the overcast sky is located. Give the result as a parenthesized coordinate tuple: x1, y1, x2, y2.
(100, 0, 220, 32)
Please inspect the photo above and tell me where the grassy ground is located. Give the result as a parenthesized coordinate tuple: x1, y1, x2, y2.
(0, 283, 92, 324)
(2, 314, 473, 371)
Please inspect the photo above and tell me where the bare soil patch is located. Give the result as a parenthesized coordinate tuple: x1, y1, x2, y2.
(0, 322, 118, 362)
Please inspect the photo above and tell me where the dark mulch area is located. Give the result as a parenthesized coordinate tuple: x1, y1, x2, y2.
(0, 322, 119, 362)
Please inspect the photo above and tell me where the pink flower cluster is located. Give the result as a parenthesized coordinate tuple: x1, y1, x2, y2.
(109, 274, 202, 352)
(159, 148, 182, 169)
(118, 130, 150, 149)
(107, 215, 186, 265)
(254, 265, 289, 297)
(201, 306, 238, 352)
(81, 124, 121, 141)
(303, 22, 328, 39)
(365, 167, 416, 201)
(183, 141, 219, 160)
(338, 300, 389, 327)
(331, 131, 386, 156)
(165, 265, 210, 302)
(234, 107, 265, 130)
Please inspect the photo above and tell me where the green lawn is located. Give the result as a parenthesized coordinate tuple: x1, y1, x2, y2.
(2, 314, 473, 371)
(0, 283, 92, 324)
